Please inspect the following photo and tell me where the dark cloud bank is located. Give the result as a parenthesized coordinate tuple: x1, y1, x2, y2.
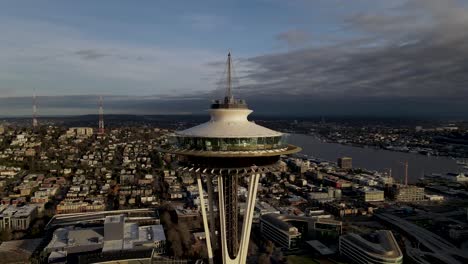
(2, 0, 468, 119)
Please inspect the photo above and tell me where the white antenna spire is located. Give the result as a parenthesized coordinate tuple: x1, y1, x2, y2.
(225, 51, 234, 104)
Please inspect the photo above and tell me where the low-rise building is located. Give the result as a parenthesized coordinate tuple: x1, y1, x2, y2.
(307, 187, 342, 202)
(445, 172, 468, 182)
(323, 176, 352, 189)
(260, 214, 302, 250)
(65, 127, 94, 138)
(254, 201, 280, 221)
(387, 184, 425, 202)
(260, 213, 342, 251)
(31, 187, 59, 203)
(337, 157, 352, 169)
(44, 214, 166, 259)
(357, 187, 385, 202)
(0, 204, 38, 231)
(56, 199, 105, 214)
(425, 194, 444, 201)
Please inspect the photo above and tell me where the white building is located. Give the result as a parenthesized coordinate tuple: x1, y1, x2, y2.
(0, 205, 38, 231)
(445, 173, 468, 182)
(11, 134, 28, 146)
(425, 194, 444, 201)
(66, 127, 94, 138)
(45, 214, 166, 257)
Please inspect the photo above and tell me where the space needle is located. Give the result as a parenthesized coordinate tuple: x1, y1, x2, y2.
(160, 53, 301, 264)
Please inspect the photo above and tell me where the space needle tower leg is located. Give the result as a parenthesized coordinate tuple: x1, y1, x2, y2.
(238, 173, 260, 263)
(196, 174, 214, 264)
(218, 172, 261, 264)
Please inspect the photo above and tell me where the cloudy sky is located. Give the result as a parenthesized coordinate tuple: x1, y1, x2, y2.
(1, 0, 468, 117)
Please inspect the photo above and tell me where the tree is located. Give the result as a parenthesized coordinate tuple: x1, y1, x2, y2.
(248, 239, 259, 257)
(258, 254, 271, 264)
(167, 228, 184, 258)
(30, 226, 41, 237)
(178, 222, 192, 253)
(189, 239, 208, 259)
(264, 240, 275, 255)
(0, 228, 12, 241)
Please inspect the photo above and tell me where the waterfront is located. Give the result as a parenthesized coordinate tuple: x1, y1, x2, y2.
(288, 133, 461, 183)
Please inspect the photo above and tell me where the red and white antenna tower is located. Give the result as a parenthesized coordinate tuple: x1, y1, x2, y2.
(98, 96, 105, 135)
(32, 90, 38, 129)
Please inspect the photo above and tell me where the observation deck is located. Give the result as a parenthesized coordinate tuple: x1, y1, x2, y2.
(160, 95, 301, 165)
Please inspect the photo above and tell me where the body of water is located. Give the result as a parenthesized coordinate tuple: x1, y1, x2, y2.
(287, 133, 462, 183)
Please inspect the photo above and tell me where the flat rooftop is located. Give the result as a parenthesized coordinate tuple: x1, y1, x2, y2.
(0, 204, 37, 218)
(46, 227, 104, 253)
(105, 214, 124, 224)
(103, 224, 166, 252)
(306, 240, 335, 255)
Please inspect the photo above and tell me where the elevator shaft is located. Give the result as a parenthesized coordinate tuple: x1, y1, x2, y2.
(223, 173, 239, 259)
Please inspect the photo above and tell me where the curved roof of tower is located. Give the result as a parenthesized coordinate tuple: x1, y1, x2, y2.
(176, 115, 282, 138)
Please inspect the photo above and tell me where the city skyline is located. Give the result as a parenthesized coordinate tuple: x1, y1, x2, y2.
(2, 0, 468, 117)
(1, 2, 468, 263)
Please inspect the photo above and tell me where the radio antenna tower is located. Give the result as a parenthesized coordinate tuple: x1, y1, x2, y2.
(98, 96, 105, 135)
(32, 89, 38, 129)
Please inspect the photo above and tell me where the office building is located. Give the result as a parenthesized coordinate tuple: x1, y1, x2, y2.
(339, 230, 403, 264)
(65, 127, 94, 138)
(260, 213, 342, 251)
(338, 157, 352, 169)
(387, 184, 425, 202)
(0, 204, 38, 231)
(357, 187, 385, 202)
(254, 201, 280, 221)
(260, 214, 302, 250)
